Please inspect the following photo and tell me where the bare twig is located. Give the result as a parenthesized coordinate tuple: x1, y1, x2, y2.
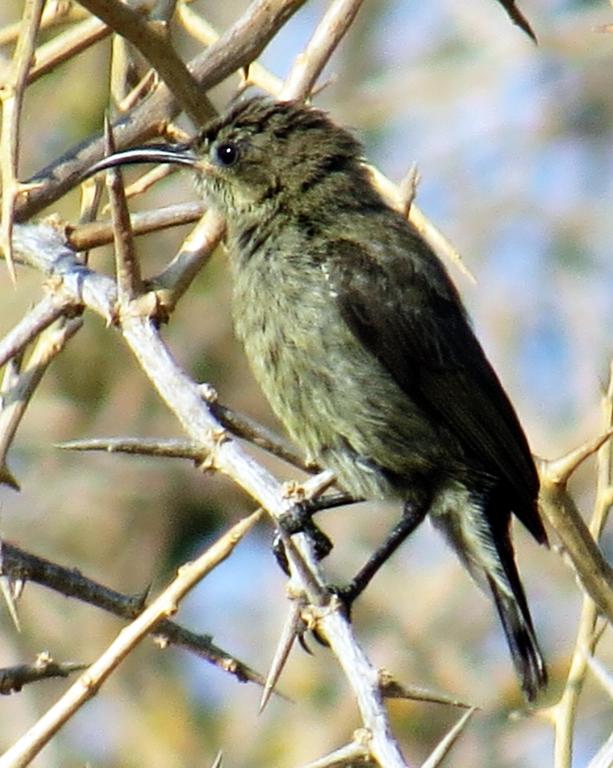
(176, 2, 283, 96)
(297, 730, 373, 768)
(119, 163, 179, 200)
(0, 510, 262, 768)
(537, 434, 613, 624)
(0, 569, 21, 630)
(26, 15, 110, 85)
(0, 316, 83, 490)
(58, 436, 208, 460)
(204, 390, 313, 472)
(210, 751, 223, 768)
(66, 201, 204, 251)
(0, 1, 87, 47)
(549, 362, 613, 768)
(0, 537, 267, 689)
(0, 654, 87, 695)
(104, 115, 143, 301)
(58, 400, 311, 473)
(281, 0, 366, 101)
(76, 174, 105, 264)
(0, 292, 79, 370)
(148, 209, 225, 310)
(0, 0, 46, 281)
(77, 0, 215, 123)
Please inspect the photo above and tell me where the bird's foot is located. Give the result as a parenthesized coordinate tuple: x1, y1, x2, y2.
(273, 500, 335, 576)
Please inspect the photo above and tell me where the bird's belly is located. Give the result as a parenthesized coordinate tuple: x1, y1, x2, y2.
(233, 271, 441, 500)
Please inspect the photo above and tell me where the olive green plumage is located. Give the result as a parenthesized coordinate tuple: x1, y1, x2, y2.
(90, 96, 548, 701)
(194, 98, 547, 701)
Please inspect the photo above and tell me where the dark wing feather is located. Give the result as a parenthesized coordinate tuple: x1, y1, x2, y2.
(328, 234, 546, 544)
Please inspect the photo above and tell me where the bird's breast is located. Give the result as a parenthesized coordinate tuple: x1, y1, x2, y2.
(230, 239, 442, 499)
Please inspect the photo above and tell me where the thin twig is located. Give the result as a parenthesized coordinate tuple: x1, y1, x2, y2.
(297, 730, 372, 768)
(0, 1, 87, 47)
(0, 0, 46, 281)
(104, 115, 143, 301)
(148, 209, 225, 310)
(0, 292, 79, 370)
(0, 316, 83, 490)
(66, 201, 204, 251)
(77, 0, 215, 123)
(538, 436, 613, 624)
(0, 510, 262, 768)
(550, 361, 613, 768)
(176, 2, 283, 96)
(0, 538, 267, 689)
(281, 0, 366, 101)
(0, 655, 87, 696)
(26, 15, 110, 85)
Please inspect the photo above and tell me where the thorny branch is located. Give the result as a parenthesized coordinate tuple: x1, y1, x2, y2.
(0, 511, 262, 768)
(14, 0, 309, 220)
(0, 0, 610, 767)
(0, 538, 266, 688)
(547, 364, 613, 768)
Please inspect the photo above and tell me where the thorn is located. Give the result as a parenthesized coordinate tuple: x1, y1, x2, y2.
(295, 733, 371, 768)
(209, 750, 223, 768)
(399, 163, 420, 217)
(0, 463, 20, 490)
(420, 706, 478, 768)
(0, 575, 21, 632)
(539, 427, 613, 485)
(259, 601, 302, 713)
(12, 577, 25, 601)
(378, 669, 473, 709)
(297, 632, 313, 655)
(494, 1, 537, 43)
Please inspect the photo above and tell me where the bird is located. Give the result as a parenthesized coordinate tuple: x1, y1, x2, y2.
(88, 96, 548, 701)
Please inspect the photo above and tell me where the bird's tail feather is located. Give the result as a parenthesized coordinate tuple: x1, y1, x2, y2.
(487, 575, 547, 702)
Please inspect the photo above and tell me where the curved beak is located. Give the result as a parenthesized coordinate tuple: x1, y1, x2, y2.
(85, 143, 199, 179)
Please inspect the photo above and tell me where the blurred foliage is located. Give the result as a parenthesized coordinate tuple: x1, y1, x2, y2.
(0, 1, 612, 766)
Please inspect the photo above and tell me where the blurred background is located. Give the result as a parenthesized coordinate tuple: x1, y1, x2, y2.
(0, 0, 612, 766)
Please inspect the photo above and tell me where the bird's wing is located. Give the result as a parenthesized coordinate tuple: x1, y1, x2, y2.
(327, 234, 545, 543)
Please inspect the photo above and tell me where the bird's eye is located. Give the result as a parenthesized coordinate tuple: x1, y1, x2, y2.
(214, 142, 239, 167)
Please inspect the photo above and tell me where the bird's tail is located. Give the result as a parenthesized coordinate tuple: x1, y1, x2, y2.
(487, 572, 547, 702)
(431, 487, 547, 701)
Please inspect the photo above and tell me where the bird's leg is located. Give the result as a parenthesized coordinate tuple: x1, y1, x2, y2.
(279, 492, 355, 534)
(335, 501, 428, 605)
(273, 493, 356, 574)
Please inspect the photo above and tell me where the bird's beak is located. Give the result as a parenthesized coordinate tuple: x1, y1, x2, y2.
(85, 143, 199, 178)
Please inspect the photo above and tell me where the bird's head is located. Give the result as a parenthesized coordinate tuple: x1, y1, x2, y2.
(87, 97, 365, 224)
